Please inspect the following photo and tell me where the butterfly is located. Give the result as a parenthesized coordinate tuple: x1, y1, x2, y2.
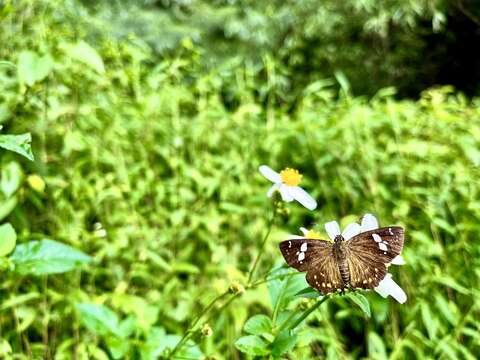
(279, 215, 404, 295)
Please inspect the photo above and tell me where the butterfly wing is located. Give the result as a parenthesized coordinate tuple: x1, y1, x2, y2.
(344, 226, 404, 289)
(279, 239, 345, 294)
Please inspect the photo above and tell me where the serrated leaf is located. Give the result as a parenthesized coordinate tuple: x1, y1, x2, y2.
(0, 133, 34, 161)
(244, 315, 272, 335)
(0, 223, 16, 257)
(235, 335, 269, 356)
(10, 239, 91, 275)
(347, 293, 371, 318)
(66, 41, 105, 74)
(76, 303, 123, 337)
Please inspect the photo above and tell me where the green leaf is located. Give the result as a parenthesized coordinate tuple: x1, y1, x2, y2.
(271, 330, 297, 357)
(141, 327, 202, 359)
(268, 267, 307, 313)
(244, 315, 272, 335)
(0, 223, 16, 257)
(0, 338, 12, 357)
(421, 302, 438, 340)
(0, 293, 40, 311)
(17, 51, 53, 86)
(295, 286, 321, 299)
(75, 303, 123, 337)
(0, 196, 17, 221)
(10, 239, 91, 275)
(235, 335, 270, 356)
(0, 133, 34, 161)
(65, 41, 105, 74)
(1, 162, 22, 198)
(368, 332, 387, 360)
(15, 307, 36, 332)
(347, 293, 371, 318)
(105, 336, 131, 359)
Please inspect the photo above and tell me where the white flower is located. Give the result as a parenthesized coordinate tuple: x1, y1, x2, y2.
(324, 219, 362, 241)
(374, 273, 407, 304)
(259, 165, 317, 210)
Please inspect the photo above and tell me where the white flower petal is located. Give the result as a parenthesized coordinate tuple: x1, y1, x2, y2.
(259, 165, 281, 183)
(300, 227, 309, 236)
(267, 183, 280, 197)
(361, 213, 379, 231)
(374, 274, 407, 304)
(279, 184, 294, 202)
(391, 255, 405, 265)
(289, 186, 317, 210)
(342, 222, 361, 240)
(325, 221, 341, 240)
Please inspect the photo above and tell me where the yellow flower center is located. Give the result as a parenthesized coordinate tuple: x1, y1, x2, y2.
(279, 168, 302, 186)
(305, 230, 322, 239)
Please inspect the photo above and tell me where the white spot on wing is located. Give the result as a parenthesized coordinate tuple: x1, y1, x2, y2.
(379, 242, 388, 251)
(372, 234, 382, 243)
(300, 242, 308, 252)
(298, 252, 305, 261)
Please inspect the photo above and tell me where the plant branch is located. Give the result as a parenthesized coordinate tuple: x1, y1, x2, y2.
(247, 206, 276, 284)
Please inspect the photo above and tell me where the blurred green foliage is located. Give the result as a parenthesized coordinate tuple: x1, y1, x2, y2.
(1, 0, 480, 359)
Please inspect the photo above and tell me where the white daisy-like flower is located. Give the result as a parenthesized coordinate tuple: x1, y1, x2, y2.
(374, 273, 407, 304)
(259, 165, 317, 210)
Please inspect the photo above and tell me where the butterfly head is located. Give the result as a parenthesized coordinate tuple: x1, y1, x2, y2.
(334, 235, 344, 244)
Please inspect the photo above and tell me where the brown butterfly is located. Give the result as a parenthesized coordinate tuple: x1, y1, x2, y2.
(279, 214, 405, 295)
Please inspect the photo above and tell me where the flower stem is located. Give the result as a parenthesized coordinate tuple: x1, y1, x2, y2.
(169, 205, 278, 358)
(168, 291, 229, 358)
(247, 206, 276, 284)
(277, 296, 328, 334)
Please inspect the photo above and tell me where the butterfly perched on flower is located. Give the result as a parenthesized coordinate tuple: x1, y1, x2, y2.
(279, 214, 407, 303)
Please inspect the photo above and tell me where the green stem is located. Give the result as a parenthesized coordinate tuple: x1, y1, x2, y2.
(247, 207, 276, 284)
(170, 205, 278, 358)
(169, 271, 296, 358)
(249, 271, 301, 288)
(281, 296, 328, 333)
(168, 291, 229, 359)
(203, 293, 241, 325)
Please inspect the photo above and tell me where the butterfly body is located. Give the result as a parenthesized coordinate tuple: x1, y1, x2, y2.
(279, 226, 404, 295)
(332, 236, 350, 286)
